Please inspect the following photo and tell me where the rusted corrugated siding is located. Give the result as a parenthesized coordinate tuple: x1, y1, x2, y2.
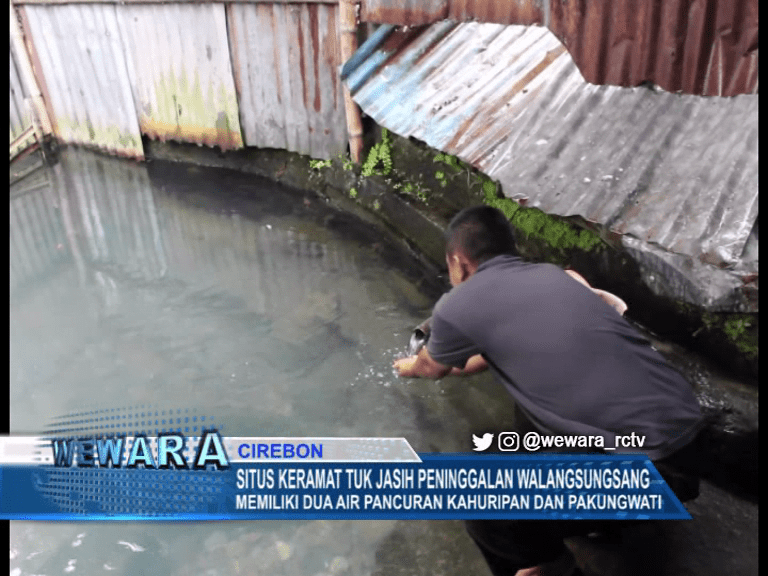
(359, 0, 758, 97)
(447, 0, 542, 25)
(116, 3, 243, 151)
(360, 0, 543, 25)
(361, 0, 448, 25)
(548, 0, 759, 97)
(228, 2, 347, 159)
(10, 43, 32, 143)
(21, 4, 144, 157)
(343, 22, 758, 268)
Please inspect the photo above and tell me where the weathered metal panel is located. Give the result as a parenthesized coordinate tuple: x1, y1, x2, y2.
(10, 44, 33, 144)
(359, 0, 758, 97)
(547, 0, 759, 97)
(361, 0, 447, 25)
(360, 0, 542, 26)
(21, 4, 144, 157)
(228, 2, 347, 159)
(447, 0, 542, 25)
(115, 3, 243, 150)
(343, 22, 758, 268)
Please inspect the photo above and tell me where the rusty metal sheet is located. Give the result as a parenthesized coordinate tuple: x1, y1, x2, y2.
(447, 0, 542, 25)
(547, 0, 759, 97)
(361, 0, 447, 25)
(361, 0, 542, 26)
(115, 3, 243, 150)
(343, 22, 758, 269)
(21, 4, 144, 157)
(359, 0, 758, 97)
(228, 2, 347, 159)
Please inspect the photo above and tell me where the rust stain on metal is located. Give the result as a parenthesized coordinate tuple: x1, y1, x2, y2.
(325, 11, 339, 109)
(361, 0, 758, 96)
(361, 0, 448, 26)
(229, 2, 347, 158)
(446, 44, 566, 151)
(546, 0, 758, 96)
(296, 6, 309, 110)
(309, 4, 321, 112)
(270, 4, 283, 104)
(343, 22, 758, 268)
(139, 117, 242, 150)
(447, 0, 543, 25)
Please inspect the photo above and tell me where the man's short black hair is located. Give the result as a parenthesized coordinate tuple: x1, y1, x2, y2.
(445, 205, 517, 264)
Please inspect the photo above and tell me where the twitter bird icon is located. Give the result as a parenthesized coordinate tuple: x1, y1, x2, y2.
(472, 433, 494, 451)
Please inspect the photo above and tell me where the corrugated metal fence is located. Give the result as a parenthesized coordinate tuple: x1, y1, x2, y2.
(359, 0, 759, 97)
(10, 0, 348, 160)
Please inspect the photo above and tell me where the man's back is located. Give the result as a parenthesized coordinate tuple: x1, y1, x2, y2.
(428, 254, 703, 460)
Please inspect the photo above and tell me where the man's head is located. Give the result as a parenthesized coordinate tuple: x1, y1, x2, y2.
(444, 206, 517, 286)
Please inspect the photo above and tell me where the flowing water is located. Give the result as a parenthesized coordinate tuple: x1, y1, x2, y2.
(9, 147, 757, 576)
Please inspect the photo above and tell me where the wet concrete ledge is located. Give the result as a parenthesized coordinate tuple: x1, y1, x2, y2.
(136, 137, 757, 501)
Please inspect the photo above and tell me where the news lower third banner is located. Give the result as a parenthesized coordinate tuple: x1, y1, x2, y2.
(0, 433, 691, 521)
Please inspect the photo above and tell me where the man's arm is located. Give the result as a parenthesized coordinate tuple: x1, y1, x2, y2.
(564, 269, 628, 316)
(393, 347, 453, 379)
(449, 354, 488, 376)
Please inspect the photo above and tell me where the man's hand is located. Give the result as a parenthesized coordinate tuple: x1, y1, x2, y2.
(393, 355, 419, 378)
(393, 348, 452, 379)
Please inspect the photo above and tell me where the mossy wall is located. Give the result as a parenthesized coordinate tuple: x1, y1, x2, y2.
(141, 132, 757, 383)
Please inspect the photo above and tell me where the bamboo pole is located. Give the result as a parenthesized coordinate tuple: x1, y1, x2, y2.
(338, 0, 363, 163)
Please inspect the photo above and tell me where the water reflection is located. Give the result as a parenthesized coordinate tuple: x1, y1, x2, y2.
(10, 147, 500, 576)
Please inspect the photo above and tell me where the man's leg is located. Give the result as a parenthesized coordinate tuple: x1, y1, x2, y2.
(465, 519, 596, 576)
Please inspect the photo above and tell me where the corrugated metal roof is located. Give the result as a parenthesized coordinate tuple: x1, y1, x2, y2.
(228, 2, 348, 159)
(116, 3, 243, 151)
(343, 22, 758, 268)
(358, 0, 758, 97)
(21, 4, 145, 157)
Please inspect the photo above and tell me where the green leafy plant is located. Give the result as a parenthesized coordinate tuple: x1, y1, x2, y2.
(309, 158, 332, 170)
(348, 187, 358, 199)
(362, 128, 393, 177)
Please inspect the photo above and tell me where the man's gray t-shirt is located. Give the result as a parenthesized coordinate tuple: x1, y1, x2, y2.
(427, 255, 703, 460)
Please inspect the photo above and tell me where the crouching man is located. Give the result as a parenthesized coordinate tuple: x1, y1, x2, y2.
(393, 206, 704, 576)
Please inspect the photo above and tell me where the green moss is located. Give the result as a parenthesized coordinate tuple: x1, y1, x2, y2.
(483, 187, 604, 253)
(723, 315, 758, 359)
(692, 311, 758, 361)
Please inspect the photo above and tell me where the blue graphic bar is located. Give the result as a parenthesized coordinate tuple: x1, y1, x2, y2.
(0, 453, 691, 521)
